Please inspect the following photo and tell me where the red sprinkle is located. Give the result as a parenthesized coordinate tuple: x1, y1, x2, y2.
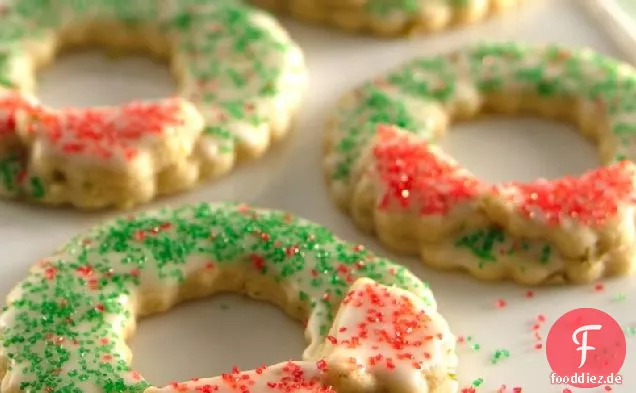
(44, 266, 58, 280)
(495, 299, 507, 308)
(494, 161, 636, 227)
(0, 92, 32, 139)
(75, 265, 94, 277)
(286, 245, 300, 257)
(316, 360, 328, 372)
(250, 254, 265, 271)
(353, 244, 365, 252)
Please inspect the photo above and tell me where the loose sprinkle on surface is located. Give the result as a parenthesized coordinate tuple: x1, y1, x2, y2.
(495, 299, 507, 308)
(489, 349, 511, 365)
(613, 292, 627, 302)
(472, 377, 484, 387)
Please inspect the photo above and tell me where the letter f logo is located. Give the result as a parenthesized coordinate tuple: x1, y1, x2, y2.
(572, 324, 603, 368)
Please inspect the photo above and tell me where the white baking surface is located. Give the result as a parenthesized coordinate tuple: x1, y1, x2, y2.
(585, 0, 636, 64)
(1, 0, 634, 391)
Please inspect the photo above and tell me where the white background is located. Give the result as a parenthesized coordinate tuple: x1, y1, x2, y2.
(1, 0, 633, 391)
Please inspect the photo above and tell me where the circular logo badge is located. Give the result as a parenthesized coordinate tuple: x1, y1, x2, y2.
(546, 308, 626, 388)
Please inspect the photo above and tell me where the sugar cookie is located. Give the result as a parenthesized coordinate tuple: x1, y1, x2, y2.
(0, 203, 457, 393)
(250, 0, 524, 36)
(0, 0, 307, 209)
(324, 42, 636, 285)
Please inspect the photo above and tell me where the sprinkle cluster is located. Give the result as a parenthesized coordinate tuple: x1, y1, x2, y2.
(494, 161, 636, 227)
(327, 279, 446, 373)
(26, 98, 187, 162)
(373, 124, 482, 215)
(0, 203, 435, 393)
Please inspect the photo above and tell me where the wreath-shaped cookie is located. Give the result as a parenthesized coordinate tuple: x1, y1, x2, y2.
(0, 0, 307, 209)
(324, 42, 636, 285)
(0, 203, 457, 393)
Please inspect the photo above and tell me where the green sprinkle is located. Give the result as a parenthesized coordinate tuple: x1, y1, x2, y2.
(489, 349, 511, 364)
(613, 292, 627, 302)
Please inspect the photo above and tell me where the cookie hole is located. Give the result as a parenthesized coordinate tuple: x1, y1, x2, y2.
(129, 293, 305, 387)
(441, 116, 599, 183)
(36, 49, 174, 108)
